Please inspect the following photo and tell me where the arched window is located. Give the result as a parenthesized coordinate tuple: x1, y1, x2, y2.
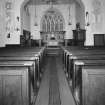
(47, 17, 50, 32)
(55, 19, 58, 31)
(42, 19, 46, 32)
(41, 10, 64, 32)
(60, 19, 63, 31)
(51, 19, 54, 32)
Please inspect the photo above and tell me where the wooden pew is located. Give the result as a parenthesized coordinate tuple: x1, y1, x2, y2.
(61, 46, 105, 105)
(0, 46, 45, 78)
(0, 56, 40, 89)
(63, 50, 105, 77)
(0, 61, 35, 105)
(73, 60, 105, 105)
(62, 47, 105, 76)
(68, 55, 105, 81)
(61, 47, 105, 105)
(82, 65, 105, 105)
(0, 47, 45, 105)
(0, 53, 41, 82)
(0, 47, 45, 68)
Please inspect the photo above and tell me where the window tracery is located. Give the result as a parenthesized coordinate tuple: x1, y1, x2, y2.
(42, 11, 64, 32)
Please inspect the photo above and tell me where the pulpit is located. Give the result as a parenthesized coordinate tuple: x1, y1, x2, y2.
(72, 29, 86, 46)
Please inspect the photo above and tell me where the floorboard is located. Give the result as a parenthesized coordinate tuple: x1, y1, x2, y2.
(35, 55, 76, 105)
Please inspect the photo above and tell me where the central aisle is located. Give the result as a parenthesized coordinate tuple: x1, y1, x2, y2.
(49, 56, 61, 105)
(35, 55, 76, 105)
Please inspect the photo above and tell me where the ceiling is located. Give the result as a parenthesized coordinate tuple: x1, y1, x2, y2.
(28, 0, 81, 5)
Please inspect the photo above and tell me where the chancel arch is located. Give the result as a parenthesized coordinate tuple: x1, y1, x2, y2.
(40, 8, 65, 45)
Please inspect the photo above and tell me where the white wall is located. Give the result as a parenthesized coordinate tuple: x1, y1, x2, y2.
(0, 0, 6, 47)
(81, 0, 105, 46)
(22, 6, 30, 31)
(6, 0, 31, 45)
(5, 0, 22, 45)
(75, 2, 85, 29)
(0, 0, 30, 46)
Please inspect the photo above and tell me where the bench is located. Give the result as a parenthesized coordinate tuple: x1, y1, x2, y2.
(73, 60, 105, 105)
(61, 46, 105, 105)
(68, 55, 105, 80)
(62, 47, 105, 74)
(0, 47, 45, 105)
(0, 56, 41, 87)
(0, 52, 43, 80)
(0, 61, 35, 105)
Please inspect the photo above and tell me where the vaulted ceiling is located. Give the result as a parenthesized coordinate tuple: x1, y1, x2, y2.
(27, 0, 82, 5)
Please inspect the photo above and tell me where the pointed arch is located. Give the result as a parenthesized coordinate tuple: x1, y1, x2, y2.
(20, 0, 30, 35)
(41, 7, 65, 32)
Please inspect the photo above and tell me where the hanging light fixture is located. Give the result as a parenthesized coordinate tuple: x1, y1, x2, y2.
(34, 0, 38, 26)
(68, 5, 72, 25)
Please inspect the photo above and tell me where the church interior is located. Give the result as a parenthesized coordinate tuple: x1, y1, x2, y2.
(0, 0, 105, 105)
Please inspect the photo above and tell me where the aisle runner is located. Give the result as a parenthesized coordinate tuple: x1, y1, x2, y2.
(49, 56, 61, 105)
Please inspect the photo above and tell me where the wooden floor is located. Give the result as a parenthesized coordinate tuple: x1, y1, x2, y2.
(35, 55, 76, 105)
